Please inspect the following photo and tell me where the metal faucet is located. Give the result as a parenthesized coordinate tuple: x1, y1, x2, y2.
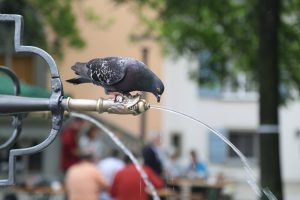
(62, 94, 150, 115)
(0, 94, 150, 116)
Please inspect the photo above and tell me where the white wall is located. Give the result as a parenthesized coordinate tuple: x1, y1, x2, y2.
(162, 56, 300, 199)
(280, 102, 300, 182)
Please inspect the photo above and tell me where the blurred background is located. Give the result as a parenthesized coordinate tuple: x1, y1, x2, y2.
(0, 0, 300, 200)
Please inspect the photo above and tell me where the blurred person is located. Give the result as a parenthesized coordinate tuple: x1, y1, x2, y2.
(60, 118, 84, 173)
(65, 153, 108, 200)
(79, 125, 104, 161)
(110, 155, 164, 200)
(186, 149, 208, 179)
(164, 148, 183, 178)
(97, 149, 125, 200)
(142, 131, 165, 176)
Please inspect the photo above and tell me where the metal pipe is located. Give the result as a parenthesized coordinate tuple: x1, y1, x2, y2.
(0, 95, 50, 114)
(0, 94, 150, 115)
(62, 98, 102, 112)
(62, 94, 150, 115)
(140, 47, 149, 142)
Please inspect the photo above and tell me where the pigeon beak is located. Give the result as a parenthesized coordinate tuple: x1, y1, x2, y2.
(156, 94, 161, 103)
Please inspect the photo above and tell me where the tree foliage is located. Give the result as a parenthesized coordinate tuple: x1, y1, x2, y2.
(115, 0, 300, 101)
(0, 0, 84, 57)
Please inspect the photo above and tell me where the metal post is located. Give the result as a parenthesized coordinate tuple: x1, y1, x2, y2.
(140, 47, 148, 142)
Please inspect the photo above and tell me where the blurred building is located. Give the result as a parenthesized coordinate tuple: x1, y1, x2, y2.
(60, 0, 163, 136)
(1, 1, 300, 200)
(162, 56, 300, 200)
(1, 0, 163, 183)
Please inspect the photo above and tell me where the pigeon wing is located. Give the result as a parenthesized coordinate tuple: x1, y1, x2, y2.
(87, 58, 126, 86)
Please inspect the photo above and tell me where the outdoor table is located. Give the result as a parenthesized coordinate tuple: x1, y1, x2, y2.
(148, 187, 180, 200)
(167, 177, 224, 200)
(12, 186, 65, 200)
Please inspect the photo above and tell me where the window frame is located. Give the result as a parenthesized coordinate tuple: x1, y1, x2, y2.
(208, 129, 259, 166)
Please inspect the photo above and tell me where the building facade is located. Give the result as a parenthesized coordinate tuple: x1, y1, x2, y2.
(162, 56, 300, 200)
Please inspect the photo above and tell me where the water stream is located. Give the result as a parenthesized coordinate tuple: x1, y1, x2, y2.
(70, 112, 160, 200)
(150, 104, 277, 200)
(70, 105, 277, 200)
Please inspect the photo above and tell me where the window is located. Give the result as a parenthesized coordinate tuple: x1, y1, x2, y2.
(228, 131, 257, 158)
(0, 54, 34, 84)
(208, 130, 228, 163)
(197, 50, 258, 100)
(0, 23, 47, 87)
(170, 132, 182, 155)
(209, 129, 258, 164)
(197, 50, 222, 98)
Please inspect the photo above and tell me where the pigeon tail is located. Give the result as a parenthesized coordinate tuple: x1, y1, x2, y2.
(66, 76, 89, 84)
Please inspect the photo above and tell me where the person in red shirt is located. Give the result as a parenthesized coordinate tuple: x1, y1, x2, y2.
(110, 155, 164, 200)
(60, 118, 84, 173)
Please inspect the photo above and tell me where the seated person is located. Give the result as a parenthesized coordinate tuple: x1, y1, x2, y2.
(186, 150, 208, 179)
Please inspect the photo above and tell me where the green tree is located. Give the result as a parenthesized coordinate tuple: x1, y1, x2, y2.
(0, 0, 85, 57)
(112, 0, 300, 199)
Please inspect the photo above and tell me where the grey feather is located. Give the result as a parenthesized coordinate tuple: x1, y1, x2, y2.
(87, 57, 126, 86)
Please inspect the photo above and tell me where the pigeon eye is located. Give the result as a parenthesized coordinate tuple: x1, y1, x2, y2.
(157, 87, 161, 92)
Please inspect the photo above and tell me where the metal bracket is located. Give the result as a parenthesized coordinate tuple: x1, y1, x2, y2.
(0, 14, 63, 186)
(0, 67, 23, 150)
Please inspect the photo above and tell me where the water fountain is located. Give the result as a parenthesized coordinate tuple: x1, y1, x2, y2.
(0, 14, 150, 187)
(0, 14, 277, 200)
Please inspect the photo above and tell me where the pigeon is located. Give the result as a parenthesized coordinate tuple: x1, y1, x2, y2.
(66, 56, 164, 102)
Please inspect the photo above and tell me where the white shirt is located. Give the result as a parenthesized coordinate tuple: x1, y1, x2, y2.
(97, 157, 125, 184)
(79, 136, 103, 160)
(97, 157, 125, 200)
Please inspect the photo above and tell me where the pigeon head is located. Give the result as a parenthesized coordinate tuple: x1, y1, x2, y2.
(134, 60, 164, 102)
(151, 77, 164, 102)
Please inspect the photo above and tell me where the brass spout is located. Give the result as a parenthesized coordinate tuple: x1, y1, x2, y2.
(62, 94, 150, 115)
